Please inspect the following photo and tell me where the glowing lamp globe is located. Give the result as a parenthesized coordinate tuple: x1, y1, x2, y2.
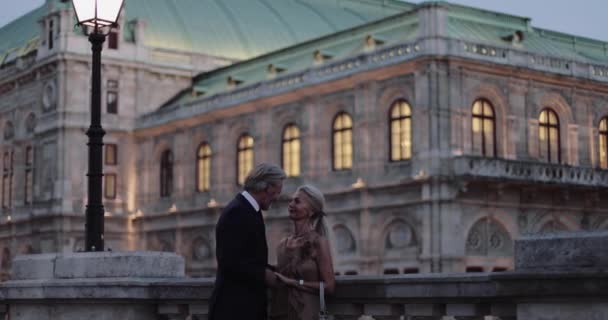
(72, 0, 124, 27)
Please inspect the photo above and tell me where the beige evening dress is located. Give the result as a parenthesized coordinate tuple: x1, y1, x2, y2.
(270, 231, 323, 320)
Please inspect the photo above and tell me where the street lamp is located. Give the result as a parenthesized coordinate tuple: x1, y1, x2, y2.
(73, 0, 124, 252)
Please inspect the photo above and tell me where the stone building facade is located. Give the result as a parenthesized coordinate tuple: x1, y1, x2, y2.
(0, 0, 607, 277)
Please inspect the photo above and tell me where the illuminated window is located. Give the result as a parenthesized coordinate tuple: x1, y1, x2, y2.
(471, 99, 496, 157)
(24, 146, 33, 205)
(104, 173, 116, 199)
(105, 144, 117, 165)
(106, 80, 119, 114)
(389, 100, 412, 161)
(332, 113, 353, 170)
(160, 150, 173, 197)
(237, 134, 254, 185)
(539, 109, 560, 163)
(2, 151, 13, 209)
(600, 117, 608, 169)
(282, 124, 301, 177)
(196, 143, 212, 192)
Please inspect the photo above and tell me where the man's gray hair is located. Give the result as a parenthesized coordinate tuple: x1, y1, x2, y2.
(244, 163, 286, 193)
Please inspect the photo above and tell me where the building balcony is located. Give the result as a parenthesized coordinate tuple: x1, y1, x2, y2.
(453, 156, 608, 187)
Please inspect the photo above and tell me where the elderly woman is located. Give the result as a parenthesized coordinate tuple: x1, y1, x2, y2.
(270, 185, 335, 320)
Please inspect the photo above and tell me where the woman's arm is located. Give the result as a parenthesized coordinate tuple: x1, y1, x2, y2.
(274, 236, 335, 294)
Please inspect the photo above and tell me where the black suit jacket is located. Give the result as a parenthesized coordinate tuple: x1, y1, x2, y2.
(209, 194, 269, 320)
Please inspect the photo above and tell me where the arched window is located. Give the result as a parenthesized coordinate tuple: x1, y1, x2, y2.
(282, 124, 300, 177)
(471, 99, 496, 157)
(332, 112, 353, 170)
(237, 134, 254, 185)
(539, 109, 560, 163)
(389, 100, 412, 161)
(160, 150, 173, 197)
(196, 143, 212, 192)
(600, 117, 608, 169)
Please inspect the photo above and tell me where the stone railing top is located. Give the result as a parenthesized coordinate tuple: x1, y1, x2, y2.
(11, 251, 185, 280)
(515, 230, 608, 272)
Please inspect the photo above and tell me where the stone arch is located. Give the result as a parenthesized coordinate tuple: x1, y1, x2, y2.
(535, 92, 575, 164)
(153, 139, 173, 161)
(464, 83, 509, 158)
(331, 224, 356, 255)
(377, 85, 415, 116)
(465, 217, 513, 257)
(531, 212, 576, 234)
(191, 237, 212, 262)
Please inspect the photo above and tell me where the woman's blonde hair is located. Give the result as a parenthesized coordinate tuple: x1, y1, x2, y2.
(296, 184, 327, 235)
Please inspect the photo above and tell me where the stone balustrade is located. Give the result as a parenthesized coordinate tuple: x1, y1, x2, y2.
(1, 232, 607, 320)
(453, 156, 608, 187)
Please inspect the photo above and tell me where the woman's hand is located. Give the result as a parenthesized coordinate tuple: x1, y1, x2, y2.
(274, 272, 297, 287)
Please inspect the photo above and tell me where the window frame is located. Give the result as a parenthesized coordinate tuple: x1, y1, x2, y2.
(160, 149, 173, 197)
(389, 100, 413, 162)
(600, 117, 608, 169)
(471, 99, 497, 157)
(106, 80, 119, 114)
(196, 142, 212, 192)
(538, 108, 561, 164)
(2, 150, 13, 209)
(24, 146, 33, 205)
(104, 173, 117, 200)
(281, 124, 301, 177)
(332, 112, 353, 171)
(236, 134, 254, 186)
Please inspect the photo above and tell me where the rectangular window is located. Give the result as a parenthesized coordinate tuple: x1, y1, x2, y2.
(108, 31, 118, 49)
(104, 173, 116, 199)
(24, 147, 33, 205)
(105, 144, 117, 165)
(48, 20, 54, 50)
(2, 151, 13, 209)
(106, 80, 119, 114)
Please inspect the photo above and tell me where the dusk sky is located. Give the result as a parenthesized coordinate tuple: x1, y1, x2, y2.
(0, 0, 606, 42)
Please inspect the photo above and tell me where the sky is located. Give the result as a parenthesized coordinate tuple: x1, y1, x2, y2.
(0, 0, 606, 41)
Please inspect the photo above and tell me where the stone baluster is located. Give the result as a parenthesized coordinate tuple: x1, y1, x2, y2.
(404, 303, 444, 319)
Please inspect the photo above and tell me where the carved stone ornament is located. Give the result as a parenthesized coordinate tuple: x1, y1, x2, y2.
(42, 81, 57, 110)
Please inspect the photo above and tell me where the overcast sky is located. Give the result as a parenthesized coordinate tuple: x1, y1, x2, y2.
(1, 0, 606, 41)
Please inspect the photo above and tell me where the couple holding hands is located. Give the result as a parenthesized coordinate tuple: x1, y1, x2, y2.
(209, 163, 336, 320)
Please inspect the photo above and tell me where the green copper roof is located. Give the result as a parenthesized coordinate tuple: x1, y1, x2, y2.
(0, 0, 411, 64)
(158, 1, 608, 111)
(0, 5, 45, 65)
(446, 3, 608, 63)
(123, 0, 412, 60)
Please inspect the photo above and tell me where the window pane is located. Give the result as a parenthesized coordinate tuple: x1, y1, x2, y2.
(600, 134, 608, 169)
(105, 174, 116, 199)
(600, 118, 607, 131)
(549, 127, 559, 163)
(105, 144, 117, 165)
(472, 101, 482, 115)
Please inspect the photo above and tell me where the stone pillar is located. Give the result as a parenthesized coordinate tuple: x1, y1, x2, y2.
(3, 251, 185, 320)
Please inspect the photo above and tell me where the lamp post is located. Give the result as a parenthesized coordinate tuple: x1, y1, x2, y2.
(73, 0, 124, 252)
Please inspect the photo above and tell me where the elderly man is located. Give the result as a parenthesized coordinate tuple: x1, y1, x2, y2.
(209, 163, 286, 320)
